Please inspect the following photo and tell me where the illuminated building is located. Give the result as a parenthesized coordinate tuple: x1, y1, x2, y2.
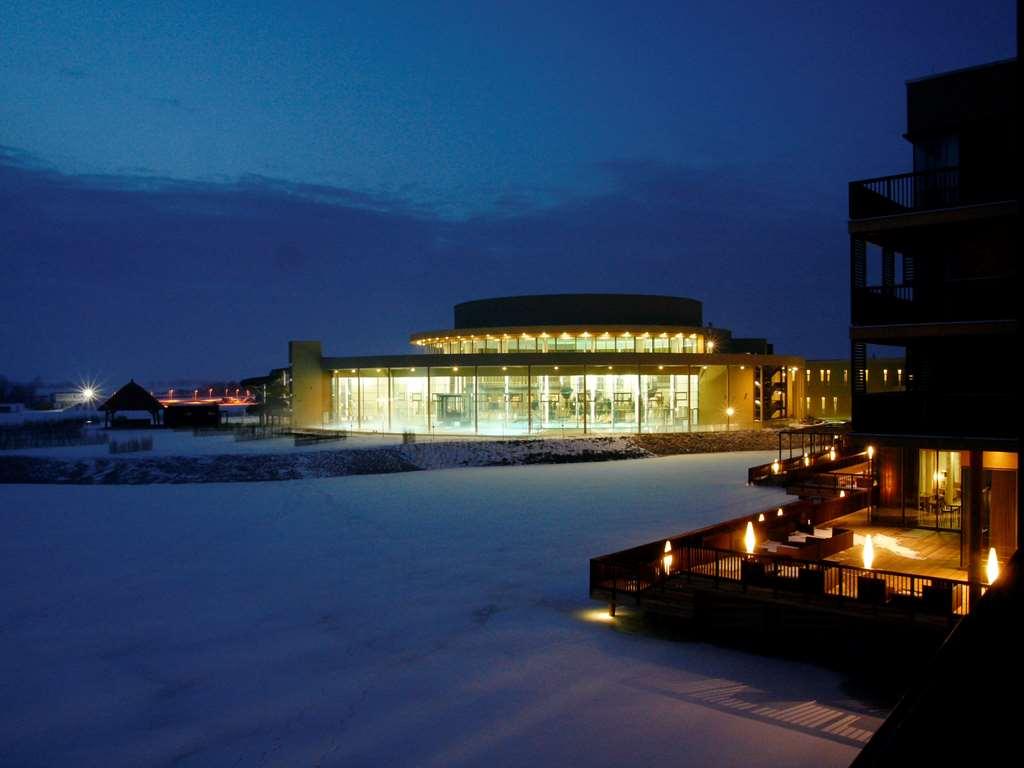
(281, 294, 808, 435)
(849, 58, 1019, 575)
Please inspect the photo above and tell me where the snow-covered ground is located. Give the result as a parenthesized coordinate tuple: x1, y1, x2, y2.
(0, 452, 878, 766)
(2, 426, 585, 460)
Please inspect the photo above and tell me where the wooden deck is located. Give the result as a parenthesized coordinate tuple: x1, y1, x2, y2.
(824, 509, 964, 581)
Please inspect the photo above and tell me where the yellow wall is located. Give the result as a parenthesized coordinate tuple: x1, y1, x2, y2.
(289, 341, 328, 428)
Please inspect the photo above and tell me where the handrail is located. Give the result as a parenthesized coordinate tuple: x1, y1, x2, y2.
(591, 541, 980, 618)
(850, 166, 959, 188)
(849, 165, 1014, 219)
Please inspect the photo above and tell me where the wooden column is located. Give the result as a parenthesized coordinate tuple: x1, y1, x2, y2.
(966, 449, 985, 580)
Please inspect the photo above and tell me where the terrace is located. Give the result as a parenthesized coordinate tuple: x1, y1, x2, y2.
(590, 486, 984, 638)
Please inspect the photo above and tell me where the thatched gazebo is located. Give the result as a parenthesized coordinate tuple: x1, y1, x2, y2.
(99, 380, 165, 427)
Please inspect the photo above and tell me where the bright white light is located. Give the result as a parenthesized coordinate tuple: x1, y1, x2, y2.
(662, 540, 673, 575)
(744, 522, 756, 554)
(863, 535, 874, 570)
(987, 548, 1000, 585)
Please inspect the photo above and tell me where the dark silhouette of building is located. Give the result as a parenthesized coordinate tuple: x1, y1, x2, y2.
(848, 58, 1019, 582)
(99, 380, 165, 427)
(164, 403, 221, 428)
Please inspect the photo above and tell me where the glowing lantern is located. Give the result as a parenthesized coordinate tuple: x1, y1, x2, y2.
(744, 522, 756, 555)
(777, 507, 783, 517)
(867, 445, 875, 459)
(662, 540, 673, 575)
(803, 455, 811, 467)
(771, 460, 780, 475)
(863, 535, 874, 570)
(757, 512, 765, 522)
(829, 448, 836, 461)
(839, 489, 846, 498)
(987, 548, 999, 585)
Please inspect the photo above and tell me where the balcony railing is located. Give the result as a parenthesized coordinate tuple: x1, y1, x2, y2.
(591, 542, 976, 621)
(849, 166, 1013, 220)
(852, 276, 1016, 325)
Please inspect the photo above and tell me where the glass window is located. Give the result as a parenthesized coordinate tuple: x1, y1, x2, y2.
(477, 366, 529, 436)
(530, 365, 585, 435)
(359, 369, 389, 432)
(555, 335, 576, 352)
(332, 371, 359, 429)
(430, 367, 475, 433)
(585, 365, 638, 432)
(640, 365, 694, 433)
(390, 368, 428, 433)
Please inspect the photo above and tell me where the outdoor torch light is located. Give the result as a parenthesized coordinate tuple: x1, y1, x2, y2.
(987, 547, 999, 585)
(744, 522, 756, 555)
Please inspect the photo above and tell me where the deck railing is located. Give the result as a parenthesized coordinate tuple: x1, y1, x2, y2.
(591, 542, 978, 619)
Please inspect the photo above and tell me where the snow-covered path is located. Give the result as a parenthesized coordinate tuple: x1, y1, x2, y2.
(0, 452, 876, 766)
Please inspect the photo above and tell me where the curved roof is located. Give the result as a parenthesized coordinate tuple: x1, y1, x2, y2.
(452, 294, 703, 330)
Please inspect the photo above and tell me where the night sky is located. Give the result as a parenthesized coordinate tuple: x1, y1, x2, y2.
(1, 1, 1016, 385)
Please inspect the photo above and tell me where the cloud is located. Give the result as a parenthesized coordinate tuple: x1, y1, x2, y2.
(0, 150, 850, 382)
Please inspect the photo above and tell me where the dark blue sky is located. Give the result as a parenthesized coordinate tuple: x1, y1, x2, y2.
(1, 1, 1016, 383)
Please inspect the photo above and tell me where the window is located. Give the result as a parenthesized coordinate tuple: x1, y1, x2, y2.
(819, 369, 825, 383)
(897, 369, 903, 386)
(805, 396, 811, 411)
(805, 369, 811, 383)
(843, 369, 848, 384)
(820, 396, 826, 411)
(832, 396, 838, 413)
(883, 369, 889, 384)
(826, 369, 831, 384)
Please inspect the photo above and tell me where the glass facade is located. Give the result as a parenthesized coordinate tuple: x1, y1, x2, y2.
(329, 363, 762, 435)
(415, 330, 707, 355)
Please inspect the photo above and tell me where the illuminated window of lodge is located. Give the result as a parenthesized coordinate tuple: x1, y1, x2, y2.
(805, 369, 811, 383)
(883, 369, 889, 384)
(820, 396, 826, 411)
(826, 369, 831, 384)
(819, 369, 825, 383)
(843, 369, 848, 384)
(832, 396, 838, 413)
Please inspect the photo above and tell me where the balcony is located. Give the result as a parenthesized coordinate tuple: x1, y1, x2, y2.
(849, 166, 1014, 220)
(852, 276, 1016, 326)
(852, 391, 1016, 440)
